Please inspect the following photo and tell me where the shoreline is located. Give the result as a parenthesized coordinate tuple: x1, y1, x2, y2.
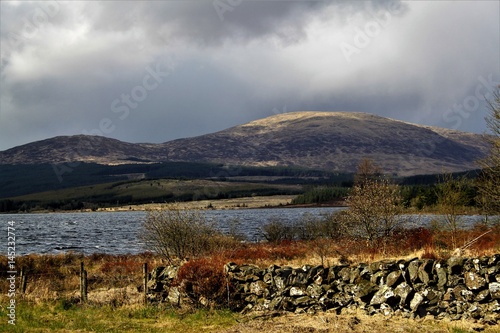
(0, 194, 486, 216)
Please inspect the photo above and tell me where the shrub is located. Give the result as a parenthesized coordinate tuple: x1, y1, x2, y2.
(175, 257, 235, 309)
(141, 208, 221, 264)
(260, 217, 295, 243)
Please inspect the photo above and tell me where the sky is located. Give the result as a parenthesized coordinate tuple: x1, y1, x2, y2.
(1, 0, 499, 151)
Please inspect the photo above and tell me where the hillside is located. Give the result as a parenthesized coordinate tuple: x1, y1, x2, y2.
(0, 112, 490, 176)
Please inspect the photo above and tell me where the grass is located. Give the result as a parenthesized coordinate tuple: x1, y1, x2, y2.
(1, 300, 499, 333)
(0, 300, 238, 332)
(5, 179, 302, 212)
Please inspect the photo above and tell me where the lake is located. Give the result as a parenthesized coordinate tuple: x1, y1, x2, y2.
(0, 208, 491, 255)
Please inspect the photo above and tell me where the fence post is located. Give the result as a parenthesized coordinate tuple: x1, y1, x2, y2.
(20, 267, 27, 294)
(143, 263, 148, 305)
(83, 270, 88, 302)
(80, 261, 88, 302)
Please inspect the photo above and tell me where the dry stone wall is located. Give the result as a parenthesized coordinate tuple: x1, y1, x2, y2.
(224, 255, 500, 324)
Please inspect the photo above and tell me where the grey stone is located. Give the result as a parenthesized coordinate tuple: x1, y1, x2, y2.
(371, 286, 395, 306)
(386, 271, 403, 287)
(294, 296, 313, 307)
(306, 284, 324, 298)
(338, 267, 351, 282)
(489, 282, 500, 299)
(447, 257, 465, 275)
(407, 260, 421, 283)
(435, 266, 447, 290)
(290, 286, 307, 297)
(410, 292, 425, 312)
(370, 271, 386, 286)
(418, 260, 434, 286)
(250, 281, 268, 296)
(465, 271, 486, 290)
(475, 289, 490, 303)
(354, 279, 378, 300)
(394, 282, 413, 307)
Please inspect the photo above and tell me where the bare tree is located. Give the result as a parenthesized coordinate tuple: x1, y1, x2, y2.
(435, 174, 469, 250)
(141, 208, 218, 264)
(478, 85, 500, 216)
(345, 159, 403, 247)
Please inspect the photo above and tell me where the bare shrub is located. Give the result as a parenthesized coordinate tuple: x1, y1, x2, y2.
(141, 208, 219, 264)
(260, 217, 294, 243)
(345, 159, 403, 247)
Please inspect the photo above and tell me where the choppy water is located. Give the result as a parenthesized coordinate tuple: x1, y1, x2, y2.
(0, 208, 491, 255)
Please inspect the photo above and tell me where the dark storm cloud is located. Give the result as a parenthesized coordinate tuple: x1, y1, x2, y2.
(0, 0, 498, 151)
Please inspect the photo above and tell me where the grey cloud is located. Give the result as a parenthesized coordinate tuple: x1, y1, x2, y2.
(0, 1, 498, 152)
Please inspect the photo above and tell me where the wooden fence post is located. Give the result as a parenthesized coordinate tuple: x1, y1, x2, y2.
(83, 270, 88, 302)
(143, 263, 148, 305)
(80, 261, 88, 302)
(20, 267, 27, 294)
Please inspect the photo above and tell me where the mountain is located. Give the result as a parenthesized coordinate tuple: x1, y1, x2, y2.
(0, 112, 490, 176)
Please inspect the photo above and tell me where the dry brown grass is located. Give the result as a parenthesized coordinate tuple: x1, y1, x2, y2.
(220, 309, 500, 333)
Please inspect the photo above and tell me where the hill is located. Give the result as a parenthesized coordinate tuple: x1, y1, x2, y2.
(0, 111, 490, 176)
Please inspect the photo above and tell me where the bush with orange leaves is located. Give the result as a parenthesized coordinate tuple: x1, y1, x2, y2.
(175, 257, 238, 309)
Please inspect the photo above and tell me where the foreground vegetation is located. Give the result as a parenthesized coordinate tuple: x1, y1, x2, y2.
(2, 299, 500, 333)
(0, 220, 499, 332)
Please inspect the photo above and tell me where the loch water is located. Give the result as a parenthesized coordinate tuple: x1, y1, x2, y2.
(0, 208, 491, 255)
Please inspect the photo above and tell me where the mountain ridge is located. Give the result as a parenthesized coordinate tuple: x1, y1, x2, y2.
(0, 111, 490, 176)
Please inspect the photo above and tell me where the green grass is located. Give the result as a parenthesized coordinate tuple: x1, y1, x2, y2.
(0, 300, 238, 333)
(2, 178, 303, 212)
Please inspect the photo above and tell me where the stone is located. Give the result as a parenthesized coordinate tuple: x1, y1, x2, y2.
(447, 257, 465, 275)
(371, 286, 395, 306)
(435, 266, 448, 290)
(294, 296, 313, 307)
(306, 284, 324, 298)
(394, 282, 413, 307)
(355, 279, 378, 300)
(465, 271, 487, 290)
(386, 271, 403, 287)
(488, 254, 500, 266)
(475, 289, 490, 303)
(489, 282, 500, 299)
(268, 296, 283, 310)
(290, 286, 307, 297)
(453, 285, 474, 302)
(423, 289, 441, 306)
(370, 271, 386, 286)
(338, 267, 352, 282)
(167, 286, 181, 305)
(274, 276, 287, 291)
(407, 260, 421, 283)
(488, 300, 500, 312)
(263, 272, 274, 285)
(447, 274, 463, 288)
(418, 260, 434, 286)
(224, 262, 239, 274)
(443, 288, 454, 302)
(250, 281, 268, 296)
(380, 303, 394, 316)
(410, 292, 425, 312)
(291, 269, 309, 285)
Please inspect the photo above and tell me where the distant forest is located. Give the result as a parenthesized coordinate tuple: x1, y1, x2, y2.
(0, 162, 482, 213)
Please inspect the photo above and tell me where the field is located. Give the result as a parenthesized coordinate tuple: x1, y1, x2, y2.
(2, 301, 499, 333)
(2, 178, 303, 212)
(0, 222, 499, 332)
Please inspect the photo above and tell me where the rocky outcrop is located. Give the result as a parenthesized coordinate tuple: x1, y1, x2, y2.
(147, 255, 500, 325)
